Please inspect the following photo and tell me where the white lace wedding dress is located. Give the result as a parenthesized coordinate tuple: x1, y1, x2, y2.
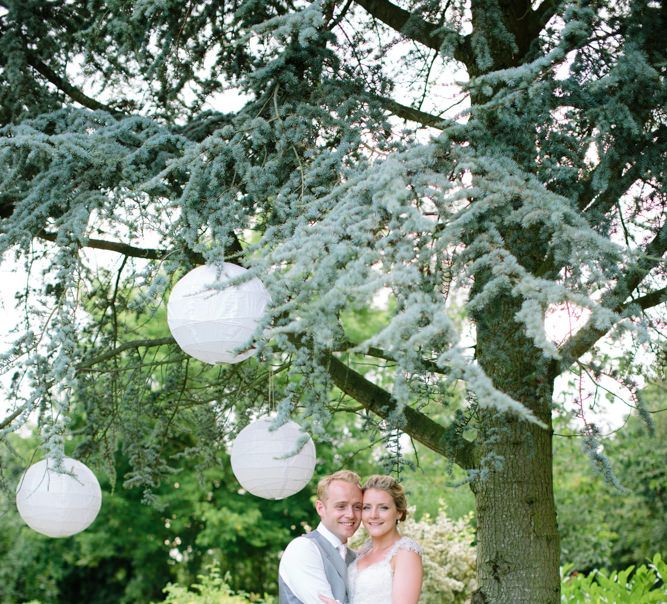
(348, 536, 423, 604)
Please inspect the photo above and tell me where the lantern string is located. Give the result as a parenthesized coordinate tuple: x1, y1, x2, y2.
(269, 365, 275, 414)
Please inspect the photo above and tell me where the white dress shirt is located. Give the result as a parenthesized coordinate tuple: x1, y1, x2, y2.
(279, 523, 345, 604)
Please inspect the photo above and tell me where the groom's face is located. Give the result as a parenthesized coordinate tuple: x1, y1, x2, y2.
(316, 479, 363, 543)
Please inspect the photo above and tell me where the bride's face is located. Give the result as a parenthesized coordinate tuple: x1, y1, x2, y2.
(362, 488, 401, 539)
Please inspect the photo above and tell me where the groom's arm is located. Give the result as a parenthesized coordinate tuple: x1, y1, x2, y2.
(279, 537, 337, 604)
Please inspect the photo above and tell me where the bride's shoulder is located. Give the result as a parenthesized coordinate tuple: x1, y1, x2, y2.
(394, 536, 423, 556)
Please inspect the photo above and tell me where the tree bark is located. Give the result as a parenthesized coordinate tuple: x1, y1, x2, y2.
(471, 292, 561, 603)
(472, 416, 560, 603)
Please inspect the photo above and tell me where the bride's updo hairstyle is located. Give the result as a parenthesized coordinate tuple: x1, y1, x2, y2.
(363, 475, 408, 522)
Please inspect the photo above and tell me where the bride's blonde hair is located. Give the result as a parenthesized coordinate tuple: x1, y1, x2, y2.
(363, 475, 408, 521)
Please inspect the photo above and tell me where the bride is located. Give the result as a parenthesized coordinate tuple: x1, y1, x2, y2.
(321, 474, 423, 604)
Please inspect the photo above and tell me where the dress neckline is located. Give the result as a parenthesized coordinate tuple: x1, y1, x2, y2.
(355, 536, 405, 573)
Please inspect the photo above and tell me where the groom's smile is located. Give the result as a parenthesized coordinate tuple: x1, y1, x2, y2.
(315, 479, 363, 543)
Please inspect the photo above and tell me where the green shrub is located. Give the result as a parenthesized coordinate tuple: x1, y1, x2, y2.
(156, 564, 275, 604)
(561, 553, 667, 603)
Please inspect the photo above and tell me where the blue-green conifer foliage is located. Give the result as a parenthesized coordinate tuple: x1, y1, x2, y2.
(0, 1, 665, 602)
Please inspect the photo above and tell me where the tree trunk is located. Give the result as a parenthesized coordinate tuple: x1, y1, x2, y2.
(471, 293, 561, 603)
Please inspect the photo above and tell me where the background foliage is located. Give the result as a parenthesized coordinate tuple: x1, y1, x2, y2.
(2, 389, 667, 602)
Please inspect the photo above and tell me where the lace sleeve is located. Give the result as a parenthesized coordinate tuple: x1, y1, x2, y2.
(392, 536, 423, 557)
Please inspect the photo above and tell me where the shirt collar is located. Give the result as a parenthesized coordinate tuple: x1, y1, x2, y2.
(316, 522, 344, 549)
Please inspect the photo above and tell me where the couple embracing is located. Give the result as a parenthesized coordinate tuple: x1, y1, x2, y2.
(279, 470, 423, 604)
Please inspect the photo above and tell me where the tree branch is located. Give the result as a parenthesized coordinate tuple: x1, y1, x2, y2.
(612, 223, 667, 306)
(532, 0, 559, 28)
(324, 352, 477, 469)
(533, 159, 643, 278)
(523, 2, 564, 54)
(0, 404, 27, 431)
(579, 161, 642, 216)
(628, 286, 667, 311)
(352, 0, 469, 62)
(372, 94, 450, 129)
(326, 0, 354, 30)
(74, 334, 477, 468)
(335, 339, 448, 375)
(0, 339, 176, 431)
(37, 230, 197, 262)
(578, 125, 665, 216)
(36, 230, 244, 265)
(77, 337, 176, 370)
(557, 222, 667, 372)
(25, 50, 121, 115)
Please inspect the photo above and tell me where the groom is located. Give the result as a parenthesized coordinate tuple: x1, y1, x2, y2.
(278, 470, 363, 604)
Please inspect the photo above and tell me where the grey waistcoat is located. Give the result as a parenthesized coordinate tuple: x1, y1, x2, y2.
(279, 530, 356, 604)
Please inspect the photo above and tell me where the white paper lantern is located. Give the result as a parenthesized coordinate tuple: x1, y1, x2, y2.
(231, 417, 316, 500)
(16, 457, 102, 538)
(167, 263, 270, 364)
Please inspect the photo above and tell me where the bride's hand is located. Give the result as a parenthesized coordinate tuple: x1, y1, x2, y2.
(319, 596, 338, 604)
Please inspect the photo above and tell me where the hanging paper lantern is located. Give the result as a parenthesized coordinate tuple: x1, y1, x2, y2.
(167, 263, 270, 364)
(231, 417, 316, 500)
(16, 457, 102, 538)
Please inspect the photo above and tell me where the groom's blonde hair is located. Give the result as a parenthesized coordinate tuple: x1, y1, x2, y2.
(317, 470, 362, 501)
